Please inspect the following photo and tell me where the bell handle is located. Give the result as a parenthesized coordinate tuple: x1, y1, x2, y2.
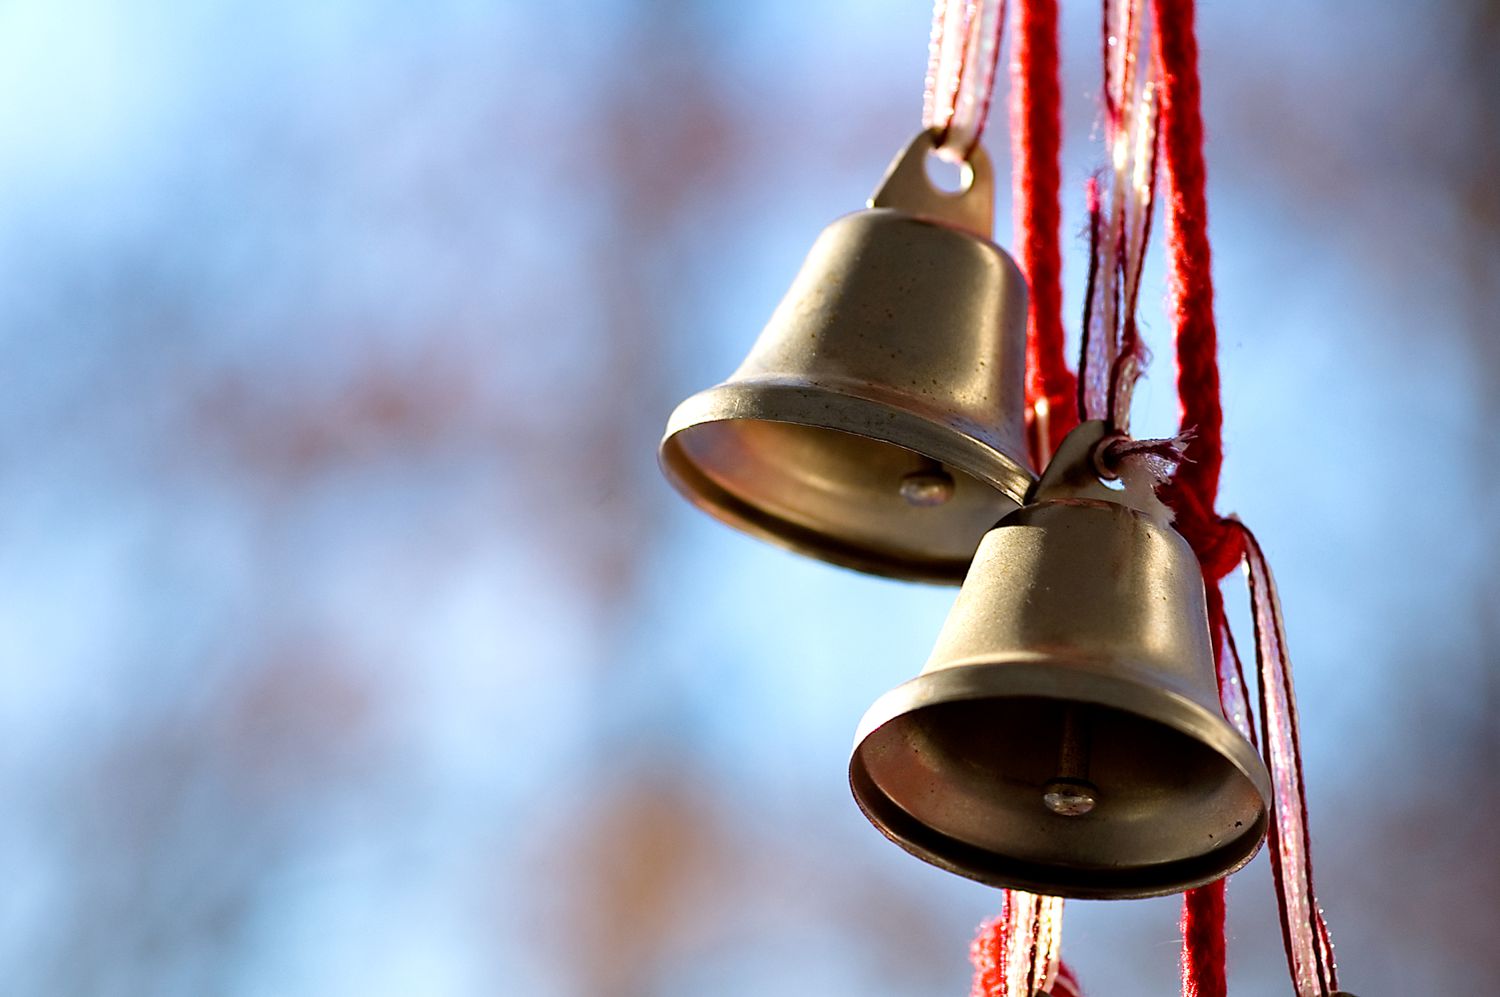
(868, 128, 994, 239)
(1029, 420, 1118, 504)
(1029, 419, 1174, 523)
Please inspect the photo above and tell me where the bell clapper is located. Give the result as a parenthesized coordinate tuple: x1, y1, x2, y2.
(899, 461, 956, 507)
(1042, 706, 1098, 817)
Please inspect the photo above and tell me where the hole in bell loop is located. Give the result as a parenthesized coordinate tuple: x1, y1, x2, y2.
(1090, 433, 1127, 480)
(923, 150, 973, 194)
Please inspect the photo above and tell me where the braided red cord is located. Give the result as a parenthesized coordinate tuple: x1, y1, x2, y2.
(1151, 0, 1227, 556)
(1148, 1, 1234, 993)
(1012, 0, 1078, 464)
(970, 913, 1006, 997)
(1178, 564, 1244, 997)
(970, 900, 1018, 997)
(1182, 880, 1228, 997)
(1051, 962, 1083, 997)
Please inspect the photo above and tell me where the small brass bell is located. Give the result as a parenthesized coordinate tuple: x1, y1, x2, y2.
(849, 421, 1272, 898)
(658, 129, 1034, 583)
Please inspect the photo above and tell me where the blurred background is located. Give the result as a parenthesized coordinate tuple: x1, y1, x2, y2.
(1, 1, 1496, 994)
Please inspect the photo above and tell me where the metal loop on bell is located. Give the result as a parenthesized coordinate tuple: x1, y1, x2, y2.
(849, 420, 1272, 898)
(869, 128, 994, 238)
(658, 130, 1033, 583)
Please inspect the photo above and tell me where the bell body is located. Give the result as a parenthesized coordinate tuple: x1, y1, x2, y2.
(850, 423, 1272, 898)
(659, 130, 1033, 583)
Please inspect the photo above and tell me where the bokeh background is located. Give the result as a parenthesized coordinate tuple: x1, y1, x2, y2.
(2, 1, 1496, 994)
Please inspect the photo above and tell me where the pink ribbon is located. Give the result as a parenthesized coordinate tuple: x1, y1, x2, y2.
(970, 889, 1067, 996)
(1234, 522, 1341, 996)
(924, 0, 1008, 163)
(1078, 0, 1161, 433)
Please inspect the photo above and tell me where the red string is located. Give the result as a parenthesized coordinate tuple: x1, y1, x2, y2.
(1051, 962, 1083, 997)
(1012, 0, 1077, 464)
(1150, 0, 1225, 546)
(1177, 560, 1241, 997)
(970, 911, 1006, 997)
(1147, 0, 1234, 992)
(1164, 481, 1243, 583)
(1181, 880, 1228, 997)
(1145, 2, 1343, 992)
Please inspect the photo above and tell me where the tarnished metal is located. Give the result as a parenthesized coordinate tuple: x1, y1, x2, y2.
(658, 129, 1033, 583)
(849, 421, 1272, 898)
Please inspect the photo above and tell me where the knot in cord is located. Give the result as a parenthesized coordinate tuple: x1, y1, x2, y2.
(1160, 479, 1243, 582)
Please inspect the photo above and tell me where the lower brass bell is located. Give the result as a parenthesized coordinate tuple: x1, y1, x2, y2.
(849, 422, 1272, 898)
(658, 129, 1034, 583)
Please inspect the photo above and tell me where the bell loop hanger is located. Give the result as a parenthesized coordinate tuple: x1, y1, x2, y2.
(869, 128, 995, 240)
(1029, 419, 1174, 524)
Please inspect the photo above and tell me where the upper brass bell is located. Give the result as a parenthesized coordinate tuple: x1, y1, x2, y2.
(849, 421, 1272, 898)
(658, 130, 1034, 583)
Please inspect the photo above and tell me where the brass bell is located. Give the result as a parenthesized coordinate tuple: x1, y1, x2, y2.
(849, 421, 1272, 898)
(658, 129, 1034, 583)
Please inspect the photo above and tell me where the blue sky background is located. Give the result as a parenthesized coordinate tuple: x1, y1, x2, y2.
(0, 1, 1495, 994)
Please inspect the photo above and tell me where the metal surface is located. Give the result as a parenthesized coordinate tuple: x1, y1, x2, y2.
(849, 422, 1272, 898)
(658, 129, 1033, 583)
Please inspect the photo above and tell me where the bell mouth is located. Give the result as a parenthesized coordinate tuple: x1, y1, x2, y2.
(659, 380, 1033, 584)
(849, 664, 1271, 899)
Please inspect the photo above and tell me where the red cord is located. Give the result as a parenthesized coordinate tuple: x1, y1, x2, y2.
(1177, 563, 1242, 997)
(1182, 880, 1228, 997)
(1150, 0, 1233, 575)
(1052, 962, 1083, 997)
(1149, 0, 1234, 992)
(969, 906, 1009, 997)
(1012, 0, 1077, 464)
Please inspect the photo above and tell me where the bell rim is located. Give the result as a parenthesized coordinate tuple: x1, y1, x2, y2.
(848, 660, 1272, 899)
(658, 379, 1034, 585)
(849, 759, 1270, 900)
